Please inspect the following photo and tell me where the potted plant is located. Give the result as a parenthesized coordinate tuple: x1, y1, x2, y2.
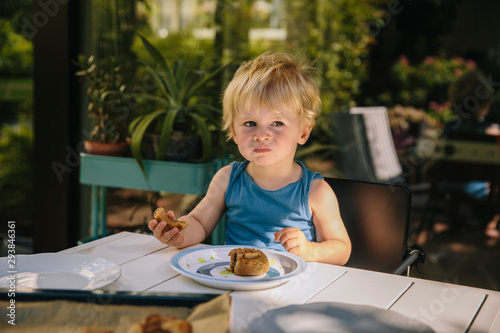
(128, 34, 231, 171)
(76, 55, 131, 156)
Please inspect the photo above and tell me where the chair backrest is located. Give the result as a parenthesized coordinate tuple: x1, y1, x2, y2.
(349, 107, 402, 182)
(327, 113, 378, 182)
(324, 177, 412, 273)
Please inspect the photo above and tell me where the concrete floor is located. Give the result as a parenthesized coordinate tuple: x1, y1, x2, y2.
(408, 190, 500, 292)
(411, 230, 500, 291)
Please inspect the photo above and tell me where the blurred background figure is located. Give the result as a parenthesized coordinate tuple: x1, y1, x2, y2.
(444, 70, 500, 141)
(440, 70, 500, 239)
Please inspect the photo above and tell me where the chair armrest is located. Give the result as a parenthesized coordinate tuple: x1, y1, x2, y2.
(392, 244, 425, 276)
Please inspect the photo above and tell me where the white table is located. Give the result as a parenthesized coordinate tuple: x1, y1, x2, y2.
(60, 232, 500, 332)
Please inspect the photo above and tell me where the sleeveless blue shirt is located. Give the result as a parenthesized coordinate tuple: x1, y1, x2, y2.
(224, 160, 323, 251)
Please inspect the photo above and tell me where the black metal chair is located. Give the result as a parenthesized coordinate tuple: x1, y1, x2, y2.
(326, 108, 403, 184)
(324, 177, 424, 275)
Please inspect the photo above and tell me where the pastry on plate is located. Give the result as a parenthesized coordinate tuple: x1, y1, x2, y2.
(229, 248, 270, 276)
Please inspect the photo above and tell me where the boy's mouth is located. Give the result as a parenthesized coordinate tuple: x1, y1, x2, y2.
(254, 146, 271, 153)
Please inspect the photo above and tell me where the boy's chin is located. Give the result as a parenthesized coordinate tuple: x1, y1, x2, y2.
(249, 157, 295, 166)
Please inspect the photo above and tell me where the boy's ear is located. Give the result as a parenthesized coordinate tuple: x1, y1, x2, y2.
(298, 125, 312, 145)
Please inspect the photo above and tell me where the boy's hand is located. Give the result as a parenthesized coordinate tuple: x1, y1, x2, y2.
(148, 209, 184, 246)
(274, 227, 311, 259)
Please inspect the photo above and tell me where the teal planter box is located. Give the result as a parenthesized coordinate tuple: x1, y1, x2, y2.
(80, 153, 228, 194)
(78, 153, 230, 244)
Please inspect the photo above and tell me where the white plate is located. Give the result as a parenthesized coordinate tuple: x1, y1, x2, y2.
(0, 253, 121, 290)
(248, 302, 434, 333)
(170, 245, 307, 290)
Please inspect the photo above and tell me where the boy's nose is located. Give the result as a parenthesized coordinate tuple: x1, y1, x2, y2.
(253, 126, 271, 141)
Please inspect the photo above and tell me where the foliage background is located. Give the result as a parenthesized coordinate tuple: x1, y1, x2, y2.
(0, 1, 33, 229)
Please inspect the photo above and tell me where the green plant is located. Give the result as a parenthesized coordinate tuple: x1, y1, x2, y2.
(390, 55, 477, 109)
(0, 103, 33, 224)
(0, 19, 32, 77)
(312, 0, 385, 113)
(427, 101, 455, 127)
(128, 34, 231, 170)
(75, 55, 130, 143)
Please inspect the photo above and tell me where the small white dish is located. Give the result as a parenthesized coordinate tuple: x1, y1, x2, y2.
(170, 245, 307, 290)
(0, 253, 121, 290)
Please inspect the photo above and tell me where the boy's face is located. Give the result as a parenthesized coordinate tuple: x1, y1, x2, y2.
(232, 107, 311, 167)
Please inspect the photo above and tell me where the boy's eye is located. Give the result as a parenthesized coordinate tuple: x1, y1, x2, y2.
(244, 121, 256, 127)
(272, 121, 284, 127)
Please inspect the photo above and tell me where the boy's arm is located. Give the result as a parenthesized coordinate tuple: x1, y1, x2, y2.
(149, 165, 231, 248)
(307, 178, 352, 265)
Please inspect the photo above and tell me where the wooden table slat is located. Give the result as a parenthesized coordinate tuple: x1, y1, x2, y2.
(307, 268, 413, 309)
(468, 291, 500, 333)
(389, 281, 487, 332)
(68, 232, 167, 265)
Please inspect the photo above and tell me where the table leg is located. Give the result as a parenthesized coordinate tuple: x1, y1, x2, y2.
(99, 186, 107, 238)
(80, 185, 108, 244)
(91, 185, 99, 239)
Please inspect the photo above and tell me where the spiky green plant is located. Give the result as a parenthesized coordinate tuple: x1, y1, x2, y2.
(129, 34, 231, 171)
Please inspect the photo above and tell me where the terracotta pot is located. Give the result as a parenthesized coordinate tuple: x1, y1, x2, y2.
(84, 141, 130, 157)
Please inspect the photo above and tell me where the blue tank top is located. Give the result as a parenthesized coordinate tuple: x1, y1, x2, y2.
(224, 160, 323, 251)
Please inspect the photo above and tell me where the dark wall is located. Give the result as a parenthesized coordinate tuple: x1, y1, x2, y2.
(359, 0, 500, 106)
(33, 1, 83, 252)
(444, 1, 500, 59)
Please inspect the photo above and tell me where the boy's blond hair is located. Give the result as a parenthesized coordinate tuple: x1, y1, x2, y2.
(222, 51, 321, 140)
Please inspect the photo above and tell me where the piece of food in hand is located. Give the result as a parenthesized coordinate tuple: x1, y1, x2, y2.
(229, 248, 270, 276)
(126, 313, 192, 333)
(153, 207, 189, 231)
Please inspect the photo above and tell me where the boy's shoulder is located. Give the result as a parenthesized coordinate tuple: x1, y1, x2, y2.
(207, 165, 233, 193)
(216, 164, 233, 178)
(309, 178, 337, 209)
(310, 177, 333, 196)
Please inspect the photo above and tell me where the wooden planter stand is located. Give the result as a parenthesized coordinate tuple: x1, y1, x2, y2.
(79, 153, 229, 243)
